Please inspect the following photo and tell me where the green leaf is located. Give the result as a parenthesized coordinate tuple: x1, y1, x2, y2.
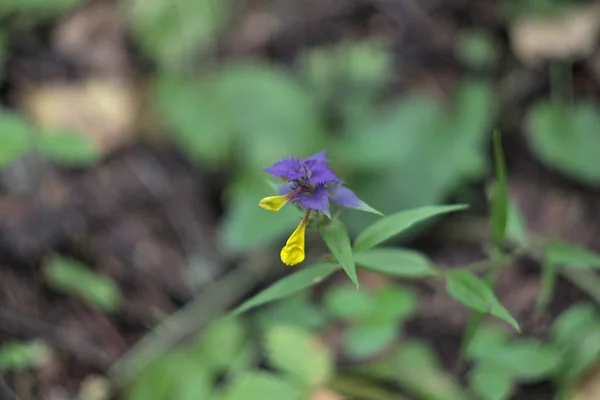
(173, 365, 212, 400)
(257, 293, 329, 333)
(536, 245, 558, 311)
(344, 321, 397, 359)
(506, 200, 528, 244)
(490, 131, 508, 247)
(44, 254, 122, 313)
(479, 339, 561, 381)
(465, 324, 508, 361)
(153, 75, 232, 165)
(221, 372, 302, 400)
(0, 111, 33, 167)
(369, 285, 418, 323)
(125, 0, 229, 72)
(551, 304, 600, 383)
(0, 341, 52, 372)
(230, 263, 339, 316)
(265, 325, 333, 386)
(545, 241, 600, 270)
(456, 29, 499, 70)
(354, 248, 438, 278)
(0, 0, 84, 19)
(446, 270, 520, 332)
(527, 101, 600, 186)
(323, 285, 374, 321)
(368, 341, 468, 400)
(319, 219, 358, 287)
(196, 317, 246, 372)
(469, 364, 513, 400)
(220, 178, 302, 253)
(37, 132, 99, 166)
(353, 204, 468, 252)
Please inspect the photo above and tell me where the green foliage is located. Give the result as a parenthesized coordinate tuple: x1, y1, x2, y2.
(490, 131, 508, 247)
(0, 110, 33, 167)
(445, 270, 520, 331)
(456, 29, 500, 69)
(0, 341, 52, 372)
(256, 293, 330, 333)
(43, 254, 122, 313)
(469, 364, 514, 400)
(37, 132, 100, 166)
(323, 285, 374, 321)
(230, 263, 339, 316)
(196, 318, 247, 372)
(125, 0, 229, 71)
(0, 0, 83, 20)
(221, 372, 302, 400)
(544, 241, 600, 269)
(551, 303, 600, 385)
(527, 101, 600, 186)
(319, 218, 358, 287)
(353, 204, 468, 251)
(353, 248, 438, 278)
(126, 350, 212, 400)
(265, 325, 333, 387)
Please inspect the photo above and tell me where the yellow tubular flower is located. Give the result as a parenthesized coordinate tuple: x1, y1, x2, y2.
(280, 211, 310, 266)
(258, 195, 291, 212)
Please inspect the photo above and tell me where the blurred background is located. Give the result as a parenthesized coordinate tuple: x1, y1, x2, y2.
(1, 0, 600, 399)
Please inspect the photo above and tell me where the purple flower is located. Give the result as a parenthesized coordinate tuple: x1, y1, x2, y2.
(260, 150, 381, 218)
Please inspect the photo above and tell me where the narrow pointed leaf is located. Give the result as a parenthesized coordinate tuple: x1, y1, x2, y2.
(230, 263, 339, 316)
(319, 219, 358, 287)
(490, 131, 508, 247)
(354, 248, 438, 278)
(446, 270, 520, 332)
(353, 204, 468, 252)
(545, 241, 600, 270)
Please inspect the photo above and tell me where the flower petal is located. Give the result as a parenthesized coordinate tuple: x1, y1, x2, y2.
(330, 186, 383, 215)
(264, 157, 304, 181)
(258, 195, 291, 212)
(303, 150, 328, 164)
(280, 217, 308, 266)
(295, 186, 331, 218)
(307, 163, 341, 185)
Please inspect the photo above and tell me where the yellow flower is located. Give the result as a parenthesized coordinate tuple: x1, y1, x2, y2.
(258, 194, 291, 212)
(280, 211, 309, 266)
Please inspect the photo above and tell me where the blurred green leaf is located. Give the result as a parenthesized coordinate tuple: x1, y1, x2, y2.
(341, 80, 493, 234)
(456, 29, 499, 69)
(528, 101, 600, 186)
(353, 204, 468, 252)
(536, 245, 558, 311)
(345, 321, 397, 359)
(217, 63, 324, 170)
(551, 303, 600, 384)
(490, 131, 508, 247)
(197, 317, 246, 372)
(0, 110, 33, 167)
(257, 293, 329, 333)
(469, 364, 513, 400)
(221, 372, 301, 400)
(0, 31, 6, 84)
(265, 325, 333, 387)
(230, 263, 339, 316)
(0, 0, 83, 19)
(37, 132, 100, 166)
(545, 241, 600, 270)
(354, 248, 438, 278)
(479, 339, 561, 381)
(44, 254, 122, 313)
(466, 324, 508, 360)
(126, 350, 210, 400)
(154, 75, 232, 165)
(125, 0, 229, 71)
(319, 218, 358, 287)
(370, 341, 468, 400)
(0, 341, 52, 372)
(506, 200, 528, 245)
(445, 270, 520, 332)
(369, 285, 418, 323)
(323, 284, 373, 321)
(220, 178, 302, 253)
